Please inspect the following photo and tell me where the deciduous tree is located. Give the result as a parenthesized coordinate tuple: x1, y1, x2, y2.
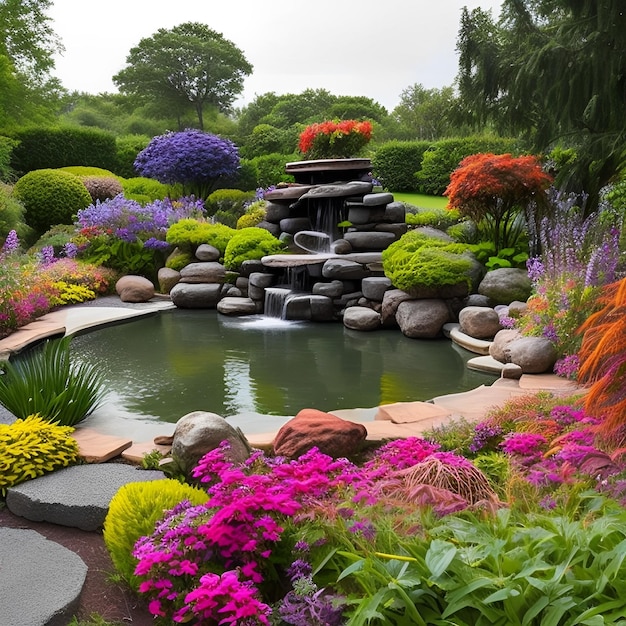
(114, 23, 252, 130)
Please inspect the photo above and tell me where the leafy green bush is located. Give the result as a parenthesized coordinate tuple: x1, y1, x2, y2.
(9, 126, 118, 173)
(165, 249, 194, 271)
(405, 206, 462, 230)
(237, 201, 266, 229)
(165, 219, 235, 256)
(246, 153, 296, 188)
(0, 135, 18, 182)
(0, 336, 106, 426)
(371, 140, 431, 192)
(58, 166, 119, 178)
(415, 136, 520, 196)
(115, 134, 151, 178)
(13, 169, 92, 237)
(103, 479, 208, 590)
(223, 227, 285, 270)
(0, 182, 28, 241)
(224, 158, 258, 191)
(0, 414, 79, 496)
(382, 230, 475, 292)
(120, 177, 170, 203)
(205, 188, 255, 220)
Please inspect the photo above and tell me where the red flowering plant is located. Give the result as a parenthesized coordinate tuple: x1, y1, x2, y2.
(298, 119, 373, 159)
(444, 152, 553, 254)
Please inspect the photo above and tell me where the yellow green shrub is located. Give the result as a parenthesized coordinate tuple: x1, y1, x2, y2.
(103, 479, 209, 590)
(0, 414, 79, 496)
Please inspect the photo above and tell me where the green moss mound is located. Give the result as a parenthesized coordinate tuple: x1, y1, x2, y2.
(223, 227, 285, 270)
(166, 219, 236, 256)
(382, 230, 475, 292)
(103, 479, 209, 590)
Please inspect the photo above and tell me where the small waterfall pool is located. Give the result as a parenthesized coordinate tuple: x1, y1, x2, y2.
(68, 309, 496, 429)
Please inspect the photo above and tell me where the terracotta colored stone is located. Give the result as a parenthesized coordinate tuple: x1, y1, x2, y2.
(272, 408, 367, 458)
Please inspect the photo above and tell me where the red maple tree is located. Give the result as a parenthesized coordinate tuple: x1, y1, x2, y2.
(444, 153, 553, 253)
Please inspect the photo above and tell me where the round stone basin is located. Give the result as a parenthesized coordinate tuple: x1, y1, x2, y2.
(69, 309, 496, 431)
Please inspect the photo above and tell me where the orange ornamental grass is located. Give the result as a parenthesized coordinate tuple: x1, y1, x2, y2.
(577, 277, 626, 443)
(444, 153, 553, 253)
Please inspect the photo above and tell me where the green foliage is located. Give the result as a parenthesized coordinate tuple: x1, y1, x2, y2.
(371, 140, 431, 192)
(382, 230, 475, 292)
(9, 126, 118, 174)
(0, 182, 27, 240)
(58, 166, 119, 178)
(205, 188, 255, 221)
(103, 479, 208, 590)
(423, 417, 478, 457)
(0, 336, 106, 426)
(223, 227, 285, 270)
(237, 201, 266, 229)
(0, 135, 18, 181)
(468, 241, 529, 270)
(415, 136, 520, 196)
(165, 218, 235, 255)
(405, 206, 462, 230)
(246, 153, 296, 188)
(0, 414, 79, 496)
(114, 134, 151, 178)
(224, 158, 258, 192)
(120, 177, 169, 203)
(240, 123, 291, 159)
(13, 168, 92, 238)
(79, 237, 159, 279)
(165, 249, 193, 271)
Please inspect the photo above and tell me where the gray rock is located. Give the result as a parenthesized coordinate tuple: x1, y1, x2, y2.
(490, 329, 523, 363)
(115, 275, 155, 303)
(240, 259, 265, 277)
(508, 300, 529, 318)
(395, 299, 450, 338)
(381, 288, 414, 325)
(264, 202, 291, 223)
(216, 296, 257, 316)
(195, 243, 221, 261)
(170, 282, 222, 308)
(157, 267, 180, 294)
(0, 528, 87, 626)
(363, 192, 394, 206)
(465, 293, 492, 308)
(361, 276, 392, 302)
(283, 295, 334, 321)
(478, 268, 532, 305)
(322, 258, 370, 280)
(312, 280, 344, 297)
(506, 336, 558, 374)
(255, 220, 281, 237)
(458, 306, 502, 339)
(343, 306, 382, 331)
(180, 262, 226, 284)
(330, 238, 352, 254)
(343, 231, 396, 250)
(501, 363, 524, 379)
(279, 217, 312, 234)
(347, 207, 373, 225)
(384, 201, 406, 223)
(6, 464, 164, 531)
(171, 411, 251, 478)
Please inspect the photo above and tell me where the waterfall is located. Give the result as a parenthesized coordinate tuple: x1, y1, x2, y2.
(264, 287, 293, 319)
(313, 197, 346, 242)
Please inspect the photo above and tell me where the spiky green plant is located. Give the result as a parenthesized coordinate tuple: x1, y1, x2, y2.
(0, 336, 106, 426)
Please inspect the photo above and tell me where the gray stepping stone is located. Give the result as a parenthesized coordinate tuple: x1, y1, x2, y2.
(6, 464, 165, 531)
(0, 527, 87, 626)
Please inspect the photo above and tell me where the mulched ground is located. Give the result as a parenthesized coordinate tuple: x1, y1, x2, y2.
(0, 506, 155, 625)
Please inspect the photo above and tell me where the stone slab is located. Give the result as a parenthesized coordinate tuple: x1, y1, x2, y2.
(519, 373, 582, 393)
(430, 384, 521, 422)
(121, 441, 172, 464)
(0, 527, 87, 626)
(72, 427, 133, 463)
(375, 401, 453, 424)
(445, 323, 493, 356)
(6, 464, 165, 531)
(467, 355, 506, 374)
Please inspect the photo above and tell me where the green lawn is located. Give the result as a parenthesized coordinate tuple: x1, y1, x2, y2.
(390, 192, 448, 210)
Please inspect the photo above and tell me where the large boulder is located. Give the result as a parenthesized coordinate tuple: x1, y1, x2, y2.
(458, 306, 502, 339)
(490, 329, 523, 363)
(180, 262, 226, 284)
(343, 306, 382, 331)
(273, 409, 367, 459)
(170, 411, 251, 478)
(478, 268, 532, 305)
(395, 299, 450, 338)
(115, 275, 155, 303)
(506, 337, 558, 374)
(170, 282, 222, 308)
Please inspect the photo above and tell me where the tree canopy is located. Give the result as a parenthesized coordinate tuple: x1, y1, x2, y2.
(113, 22, 253, 130)
(456, 0, 626, 207)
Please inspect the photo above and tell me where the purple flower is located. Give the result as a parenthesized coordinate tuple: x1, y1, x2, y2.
(37, 245, 56, 266)
(1, 229, 19, 254)
(62, 242, 78, 258)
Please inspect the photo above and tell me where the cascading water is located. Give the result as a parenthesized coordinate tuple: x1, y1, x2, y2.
(263, 287, 293, 319)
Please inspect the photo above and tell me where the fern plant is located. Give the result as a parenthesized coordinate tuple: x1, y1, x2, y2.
(0, 336, 106, 426)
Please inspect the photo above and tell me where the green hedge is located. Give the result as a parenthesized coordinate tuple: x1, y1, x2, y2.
(9, 126, 118, 174)
(371, 140, 431, 192)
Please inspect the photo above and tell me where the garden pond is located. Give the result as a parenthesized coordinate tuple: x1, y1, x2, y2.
(68, 309, 496, 431)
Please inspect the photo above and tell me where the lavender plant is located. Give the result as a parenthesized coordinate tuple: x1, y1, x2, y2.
(516, 189, 621, 372)
(134, 129, 240, 200)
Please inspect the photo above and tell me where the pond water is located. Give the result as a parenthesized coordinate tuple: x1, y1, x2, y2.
(69, 309, 496, 428)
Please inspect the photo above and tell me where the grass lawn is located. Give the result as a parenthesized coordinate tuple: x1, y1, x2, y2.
(391, 191, 448, 210)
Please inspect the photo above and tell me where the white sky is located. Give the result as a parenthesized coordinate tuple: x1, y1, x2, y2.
(47, 0, 502, 113)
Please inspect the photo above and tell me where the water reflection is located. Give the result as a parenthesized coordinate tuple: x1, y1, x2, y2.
(69, 309, 496, 423)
